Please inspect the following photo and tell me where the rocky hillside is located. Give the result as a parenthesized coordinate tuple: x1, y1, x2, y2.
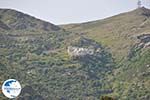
(0, 7, 150, 100)
(0, 9, 61, 31)
(0, 8, 115, 100)
(61, 7, 150, 62)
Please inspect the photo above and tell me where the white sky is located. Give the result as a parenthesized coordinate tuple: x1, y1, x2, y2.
(0, 0, 150, 25)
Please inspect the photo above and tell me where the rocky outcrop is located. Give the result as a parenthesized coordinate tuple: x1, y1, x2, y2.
(128, 33, 150, 59)
(67, 37, 102, 57)
(137, 34, 150, 43)
(137, 34, 150, 48)
(67, 46, 101, 57)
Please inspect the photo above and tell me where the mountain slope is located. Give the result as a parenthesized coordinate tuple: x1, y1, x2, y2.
(0, 9, 115, 100)
(0, 7, 149, 100)
(0, 9, 61, 31)
(111, 46, 150, 99)
(61, 7, 150, 62)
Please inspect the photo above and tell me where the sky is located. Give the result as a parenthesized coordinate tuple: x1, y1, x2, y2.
(0, 0, 150, 25)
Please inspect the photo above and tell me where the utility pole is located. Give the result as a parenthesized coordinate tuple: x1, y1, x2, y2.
(137, 0, 142, 8)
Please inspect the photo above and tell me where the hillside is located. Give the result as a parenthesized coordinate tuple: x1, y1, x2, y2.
(61, 7, 150, 62)
(0, 9, 61, 32)
(0, 7, 150, 100)
(0, 8, 115, 100)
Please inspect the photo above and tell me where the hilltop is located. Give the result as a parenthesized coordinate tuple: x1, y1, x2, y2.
(0, 9, 61, 32)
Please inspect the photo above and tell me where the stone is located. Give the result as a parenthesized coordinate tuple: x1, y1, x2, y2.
(67, 46, 95, 57)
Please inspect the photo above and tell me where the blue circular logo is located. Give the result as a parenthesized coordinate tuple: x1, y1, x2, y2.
(2, 79, 21, 99)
